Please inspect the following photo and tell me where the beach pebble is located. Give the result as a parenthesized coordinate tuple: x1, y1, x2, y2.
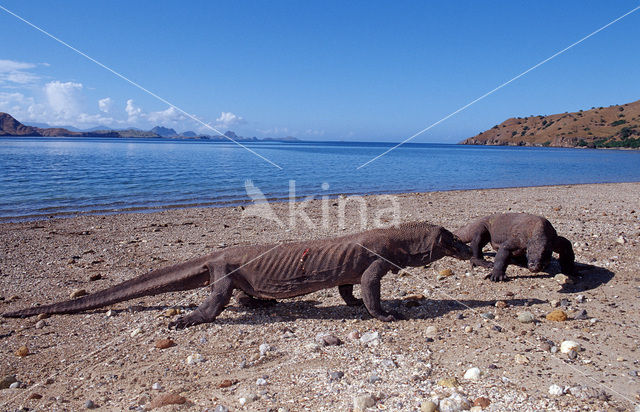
(105, 309, 114, 317)
(130, 327, 142, 337)
(439, 392, 471, 412)
(347, 330, 361, 340)
(368, 372, 381, 383)
(15, 345, 29, 357)
(546, 309, 568, 322)
(70, 288, 88, 299)
(548, 384, 564, 396)
(155, 338, 175, 349)
(554, 274, 573, 285)
(259, 343, 271, 356)
(27, 393, 43, 400)
(186, 353, 204, 364)
(35, 320, 46, 329)
(437, 269, 454, 280)
(464, 326, 473, 333)
(213, 406, 229, 412)
(305, 342, 321, 352)
(152, 382, 163, 390)
(315, 333, 341, 346)
(218, 379, 234, 388)
(514, 354, 529, 364)
(568, 385, 609, 400)
(616, 235, 627, 244)
(517, 311, 535, 323)
(164, 308, 179, 317)
(420, 400, 438, 412)
(480, 312, 495, 320)
(560, 340, 580, 354)
(573, 309, 588, 320)
(9, 381, 20, 389)
(474, 397, 491, 408)
(147, 393, 187, 410)
(89, 274, 101, 281)
(37, 313, 49, 320)
(425, 325, 438, 338)
(256, 377, 267, 386)
(576, 294, 585, 303)
(84, 399, 97, 409)
(360, 331, 380, 345)
(463, 367, 481, 380)
(495, 300, 507, 308)
(437, 377, 460, 388)
(328, 371, 344, 381)
(353, 394, 376, 411)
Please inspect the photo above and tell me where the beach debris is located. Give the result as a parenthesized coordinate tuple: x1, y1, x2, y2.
(130, 327, 142, 337)
(70, 288, 88, 299)
(439, 392, 472, 411)
(259, 343, 272, 356)
(481, 312, 495, 320)
(151, 382, 163, 390)
(464, 367, 481, 380)
(347, 330, 361, 341)
(554, 274, 573, 285)
(360, 331, 380, 346)
(238, 393, 258, 405)
(84, 399, 97, 409)
(218, 379, 235, 388)
(514, 354, 529, 365)
(154, 338, 175, 349)
(186, 353, 204, 364)
(576, 294, 585, 303)
(573, 309, 588, 320)
(36, 313, 49, 320)
(353, 393, 376, 411)
(437, 377, 460, 388)
(616, 235, 627, 245)
(35, 320, 46, 329)
(437, 269, 454, 280)
(213, 406, 229, 412)
(517, 311, 535, 323)
(425, 325, 438, 339)
(568, 385, 609, 400)
(420, 400, 438, 412)
(474, 397, 491, 408)
(27, 393, 43, 399)
(15, 345, 29, 357)
(256, 377, 268, 386)
(546, 309, 568, 322)
(495, 300, 507, 308)
(164, 308, 179, 317)
(315, 333, 341, 346)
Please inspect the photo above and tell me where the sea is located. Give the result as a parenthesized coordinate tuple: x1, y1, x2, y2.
(1, 136, 640, 221)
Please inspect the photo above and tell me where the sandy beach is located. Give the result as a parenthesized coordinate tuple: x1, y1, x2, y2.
(1, 182, 639, 411)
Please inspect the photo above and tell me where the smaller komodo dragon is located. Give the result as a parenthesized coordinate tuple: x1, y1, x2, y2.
(3, 222, 471, 329)
(454, 213, 575, 282)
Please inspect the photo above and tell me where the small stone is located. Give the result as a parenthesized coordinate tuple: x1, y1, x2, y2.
(256, 377, 267, 386)
(464, 326, 473, 333)
(368, 372, 381, 383)
(551, 346, 559, 354)
(35, 320, 46, 329)
(420, 400, 438, 412)
(464, 367, 481, 380)
(259, 343, 272, 356)
(540, 342, 551, 352)
(616, 235, 627, 245)
(573, 309, 588, 320)
(347, 330, 361, 340)
(546, 310, 568, 322)
(305, 342, 321, 352)
(218, 379, 234, 388)
(70, 289, 88, 299)
(15, 345, 29, 357)
(89, 274, 102, 281)
(437, 269, 454, 280)
(425, 325, 438, 338)
(360, 331, 380, 346)
(329, 371, 344, 381)
(27, 393, 43, 400)
(568, 385, 609, 400)
(213, 406, 229, 412)
(186, 353, 204, 364)
(549, 384, 564, 396)
(554, 274, 573, 285)
(164, 308, 179, 317)
(437, 377, 460, 388)
(474, 397, 491, 408)
(84, 400, 97, 409)
(576, 294, 585, 303)
(517, 311, 535, 323)
(9, 381, 20, 389)
(481, 312, 495, 320)
(315, 333, 341, 346)
(495, 300, 507, 308)
(353, 394, 376, 411)
(492, 325, 502, 332)
(130, 327, 142, 337)
(152, 382, 163, 390)
(560, 340, 581, 354)
(147, 393, 187, 410)
(105, 309, 114, 317)
(37, 313, 50, 320)
(550, 299, 560, 308)
(155, 339, 175, 349)
(514, 354, 529, 364)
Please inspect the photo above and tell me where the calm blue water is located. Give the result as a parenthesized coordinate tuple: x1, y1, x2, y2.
(1, 137, 640, 221)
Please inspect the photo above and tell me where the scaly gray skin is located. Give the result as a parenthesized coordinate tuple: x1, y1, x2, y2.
(3, 222, 471, 329)
(454, 213, 575, 282)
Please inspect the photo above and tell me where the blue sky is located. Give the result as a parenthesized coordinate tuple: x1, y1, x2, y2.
(1, 1, 639, 142)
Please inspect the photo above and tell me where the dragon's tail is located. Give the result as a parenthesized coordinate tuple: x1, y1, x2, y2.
(3, 255, 213, 318)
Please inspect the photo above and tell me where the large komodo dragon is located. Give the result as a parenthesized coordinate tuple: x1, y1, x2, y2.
(3, 222, 471, 329)
(454, 213, 575, 282)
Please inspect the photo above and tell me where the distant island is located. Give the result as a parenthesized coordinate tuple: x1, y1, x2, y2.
(0, 112, 301, 142)
(460, 98, 640, 148)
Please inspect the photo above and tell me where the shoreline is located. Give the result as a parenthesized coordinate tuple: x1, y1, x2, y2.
(3, 180, 639, 223)
(1, 182, 639, 410)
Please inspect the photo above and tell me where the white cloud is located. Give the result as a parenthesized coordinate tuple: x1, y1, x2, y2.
(147, 106, 184, 125)
(98, 97, 113, 113)
(0, 59, 40, 85)
(44, 81, 83, 120)
(215, 111, 245, 129)
(125, 99, 142, 121)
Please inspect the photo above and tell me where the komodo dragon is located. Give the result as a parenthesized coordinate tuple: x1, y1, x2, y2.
(454, 213, 575, 282)
(3, 222, 471, 329)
